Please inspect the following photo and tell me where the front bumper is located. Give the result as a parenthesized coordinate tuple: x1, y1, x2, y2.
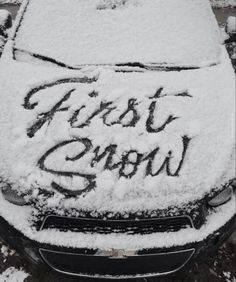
(0, 211, 235, 279)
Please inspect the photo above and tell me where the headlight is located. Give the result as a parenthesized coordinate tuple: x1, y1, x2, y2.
(1, 184, 27, 206)
(208, 186, 233, 207)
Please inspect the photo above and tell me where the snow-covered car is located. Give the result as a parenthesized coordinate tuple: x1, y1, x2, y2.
(0, 0, 235, 279)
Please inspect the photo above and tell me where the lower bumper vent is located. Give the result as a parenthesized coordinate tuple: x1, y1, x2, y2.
(39, 248, 195, 278)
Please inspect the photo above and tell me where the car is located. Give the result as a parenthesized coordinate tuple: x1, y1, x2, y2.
(0, 0, 235, 279)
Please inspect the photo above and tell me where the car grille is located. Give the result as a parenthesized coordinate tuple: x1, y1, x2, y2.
(40, 215, 193, 234)
(39, 248, 195, 278)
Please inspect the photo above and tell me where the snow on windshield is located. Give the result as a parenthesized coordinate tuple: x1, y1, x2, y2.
(14, 0, 221, 68)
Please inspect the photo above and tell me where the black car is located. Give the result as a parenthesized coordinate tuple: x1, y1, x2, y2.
(0, 0, 235, 279)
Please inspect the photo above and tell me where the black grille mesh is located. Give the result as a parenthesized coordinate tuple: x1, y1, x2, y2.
(40, 215, 193, 234)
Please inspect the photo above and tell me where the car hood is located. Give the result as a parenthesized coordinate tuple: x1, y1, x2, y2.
(0, 47, 235, 214)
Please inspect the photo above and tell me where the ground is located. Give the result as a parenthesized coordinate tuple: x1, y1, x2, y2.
(0, 3, 236, 282)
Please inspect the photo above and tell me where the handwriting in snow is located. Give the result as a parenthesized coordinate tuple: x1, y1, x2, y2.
(23, 77, 192, 197)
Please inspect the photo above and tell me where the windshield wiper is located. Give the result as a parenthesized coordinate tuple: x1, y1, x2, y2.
(13, 48, 200, 72)
(116, 62, 200, 71)
(13, 48, 77, 70)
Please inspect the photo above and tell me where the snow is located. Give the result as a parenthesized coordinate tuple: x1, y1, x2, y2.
(1, 244, 16, 265)
(0, 191, 235, 250)
(1, 245, 15, 258)
(227, 16, 236, 34)
(1, 245, 9, 258)
(211, 0, 236, 7)
(14, 0, 221, 68)
(0, 44, 235, 214)
(0, 267, 29, 282)
(0, 0, 234, 215)
(0, 0, 20, 4)
(0, 0, 235, 250)
(0, 9, 9, 27)
(0, 36, 5, 53)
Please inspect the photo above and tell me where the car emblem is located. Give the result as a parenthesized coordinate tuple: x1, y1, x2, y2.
(96, 249, 137, 259)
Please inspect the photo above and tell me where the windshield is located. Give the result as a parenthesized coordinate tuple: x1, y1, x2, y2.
(13, 0, 221, 69)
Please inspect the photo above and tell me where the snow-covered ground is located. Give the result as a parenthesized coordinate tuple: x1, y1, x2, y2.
(0, 0, 236, 7)
(0, 267, 29, 282)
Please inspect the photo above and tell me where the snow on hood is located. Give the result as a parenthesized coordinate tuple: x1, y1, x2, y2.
(13, 0, 221, 68)
(0, 43, 235, 213)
